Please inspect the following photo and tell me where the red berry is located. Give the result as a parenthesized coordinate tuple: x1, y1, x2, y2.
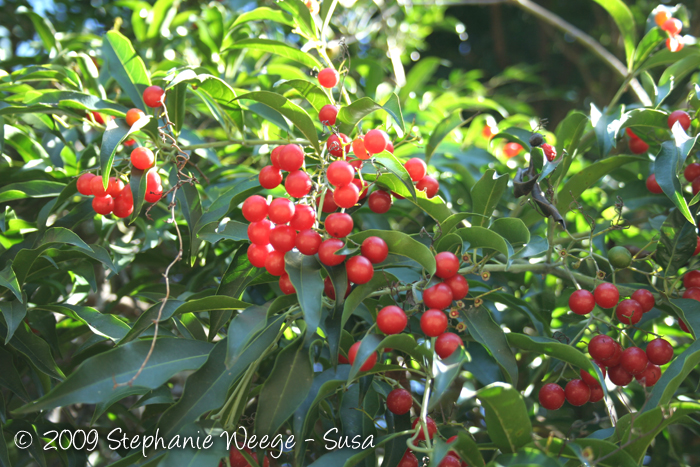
(444, 275, 469, 300)
(600, 341, 623, 368)
(386, 141, 394, 153)
(264, 250, 287, 276)
(295, 229, 322, 255)
(242, 195, 268, 222)
(368, 190, 392, 213)
(416, 176, 439, 198)
(124, 139, 136, 146)
(318, 238, 346, 266)
(130, 147, 155, 170)
(279, 273, 295, 295)
(569, 289, 595, 315)
(290, 204, 316, 230)
(580, 363, 606, 388)
(693, 177, 700, 196)
(323, 276, 351, 300)
(327, 160, 354, 187)
(319, 104, 338, 126)
(629, 137, 649, 154)
(90, 176, 109, 197)
(346, 255, 374, 284)
(411, 417, 437, 440)
(361, 236, 388, 264)
(680, 319, 691, 333)
(364, 129, 390, 154)
(326, 133, 350, 158)
(325, 212, 353, 238)
(615, 299, 643, 325)
(588, 335, 616, 361)
(542, 143, 557, 162)
(635, 362, 661, 387)
(668, 110, 691, 131)
(435, 251, 460, 279)
(685, 271, 700, 289)
(538, 383, 565, 410)
(92, 195, 114, 215)
(438, 455, 461, 467)
(230, 447, 269, 467)
(113, 193, 134, 218)
(107, 177, 125, 197)
(247, 243, 272, 268)
(565, 379, 590, 406)
(338, 353, 350, 364)
(631, 289, 654, 313)
(404, 158, 427, 182)
(247, 219, 272, 245)
(285, 170, 312, 198)
(646, 338, 673, 365)
(626, 128, 638, 139)
(588, 384, 604, 403)
(594, 283, 619, 309)
(666, 36, 684, 52)
(683, 287, 700, 301)
(646, 174, 663, 194)
(318, 68, 339, 88)
(268, 198, 295, 224)
(77, 173, 95, 195)
(420, 309, 448, 337)
(270, 146, 283, 169)
(352, 138, 369, 160)
(423, 283, 453, 309)
(435, 332, 463, 359)
(348, 341, 377, 371)
(398, 450, 418, 467)
(259, 166, 283, 189)
(608, 364, 633, 386)
(376, 306, 407, 334)
(279, 144, 305, 172)
(620, 347, 648, 375)
(684, 163, 700, 182)
(333, 183, 360, 208)
(125, 108, 145, 127)
(145, 170, 162, 203)
(269, 225, 297, 252)
(662, 18, 683, 35)
(386, 388, 413, 415)
(318, 190, 338, 213)
(503, 142, 522, 158)
(143, 85, 165, 108)
(348, 158, 363, 171)
(352, 178, 369, 199)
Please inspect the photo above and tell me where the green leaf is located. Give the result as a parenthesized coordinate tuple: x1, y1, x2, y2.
(655, 210, 697, 277)
(348, 334, 427, 382)
(655, 141, 695, 225)
(0, 181, 65, 203)
(227, 39, 322, 69)
(13, 339, 212, 414)
(128, 167, 148, 222)
(256, 337, 313, 436)
(490, 127, 532, 151)
(426, 110, 467, 163)
(32, 304, 130, 341)
(470, 169, 509, 226)
(656, 54, 700, 105)
(590, 0, 636, 67)
(369, 173, 453, 223)
(337, 94, 405, 134)
(556, 156, 642, 215)
(276, 0, 317, 39)
(590, 104, 622, 157)
(398, 57, 442, 102)
(533, 438, 638, 467)
(157, 317, 283, 439)
(632, 28, 665, 70)
(349, 230, 436, 275)
(175, 179, 204, 265)
(489, 448, 564, 467)
(146, 0, 175, 39)
(231, 7, 295, 29)
(0, 264, 22, 302)
(0, 300, 27, 344)
(279, 79, 332, 112)
(166, 79, 187, 135)
(465, 306, 518, 385)
(373, 150, 417, 201)
(554, 111, 589, 157)
(429, 346, 467, 410)
(0, 347, 31, 401)
(285, 251, 325, 338)
(342, 272, 398, 328)
(449, 432, 486, 467)
(643, 337, 700, 410)
(235, 91, 320, 153)
(102, 31, 151, 111)
(226, 305, 268, 367)
(476, 382, 532, 453)
(0, 317, 63, 381)
(100, 116, 152, 189)
(618, 108, 668, 136)
(19, 9, 58, 52)
(491, 218, 530, 246)
(454, 227, 510, 258)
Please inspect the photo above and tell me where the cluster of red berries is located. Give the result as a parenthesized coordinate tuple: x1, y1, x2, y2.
(75, 86, 167, 218)
(396, 427, 468, 466)
(569, 282, 662, 326)
(655, 10, 685, 52)
(626, 128, 649, 155)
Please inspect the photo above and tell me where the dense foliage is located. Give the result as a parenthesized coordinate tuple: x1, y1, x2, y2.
(1, 1, 700, 466)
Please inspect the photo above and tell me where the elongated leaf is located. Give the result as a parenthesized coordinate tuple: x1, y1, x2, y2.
(449, 432, 485, 467)
(0, 264, 22, 302)
(256, 338, 313, 436)
(102, 31, 151, 110)
(369, 173, 453, 222)
(19, 10, 58, 52)
(632, 28, 665, 70)
(100, 117, 152, 189)
(454, 227, 510, 258)
(129, 167, 148, 222)
(231, 7, 295, 29)
(656, 54, 700, 105)
(32, 304, 130, 341)
(465, 306, 518, 385)
(175, 179, 204, 265)
(235, 91, 320, 153)
(426, 110, 466, 163)
(491, 218, 530, 246)
(284, 251, 325, 339)
(476, 383, 532, 453)
(342, 272, 397, 328)
(531, 438, 637, 467)
(643, 337, 700, 410)
(0, 300, 26, 344)
(13, 339, 212, 414)
(398, 57, 442, 102)
(655, 210, 697, 278)
(349, 230, 435, 274)
(374, 150, 417, 201)
(590, 0, 636, 67)
(348, 334, 427, 382)
(0, 347, 31, 401)
(429, 346, 467, 410)
(337, 94, 404, 134)
(276, 0, 317, 39)
(279, 79, 332, 112)
(227, 39, 322, 69)
(471, 169, 509, 226)
(655, 141, 695, 225)
(590, 104, 622, 157)
(226, 305, 268, 367)
(0, 181, 64, 203)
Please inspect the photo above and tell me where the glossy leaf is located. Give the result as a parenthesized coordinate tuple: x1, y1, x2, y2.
(337, 94, 404, 134)
(276, 0, 317, 39)
(454, 227, 510, 258)
(426, 110, 467, 163)
(476, 382, 532, 453)
(230, 7, 295, 29)
(227, 39, 322, 69)
(349, 229, 436, 275)
(655, 209, 697, 277)
(279, 79, 332, 112)
(590, 0, 636, 67)
(643, 337, 700, 410)
(285, 251, 324, 338)
(0, 299, 26, 344)
(590, 103, 621, 157)
(373, 150, 417, 201)
(655, 141, 695, 225)
(0, 181, 65, 203)
(429, 346, 467, 410)
(102, 30, 151, 111)
(100, 116, 152, 189)
(465, 306, 518, 385)
(470, 169, 509, 226)
(226, 305, 268, 367)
